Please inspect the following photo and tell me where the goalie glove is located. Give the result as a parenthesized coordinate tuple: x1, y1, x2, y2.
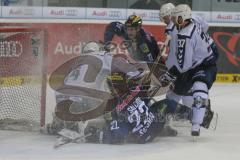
(159, 72, 176, 87)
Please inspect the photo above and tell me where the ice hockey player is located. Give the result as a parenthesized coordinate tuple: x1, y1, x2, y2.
(159, 2, 218, 65)
(104, 15, 160, 63)
(44, 41, 161, 134)
(159, 4, 218, 136)
(83, 71, 181, 144)
(84, 70, 214, 144)
(160, 3, 211, 34)
(44, 42, 190, 145)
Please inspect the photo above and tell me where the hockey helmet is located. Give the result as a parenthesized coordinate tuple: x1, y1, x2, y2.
(172, 4, 192, 25)
(159, 3, 175, 19)
(107, 72, 129, 95)
(82, 41, 100, 54)
(125, 15, 142, 28)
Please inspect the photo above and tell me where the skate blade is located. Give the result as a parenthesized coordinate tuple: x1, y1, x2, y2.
(192, 136, 199, 142)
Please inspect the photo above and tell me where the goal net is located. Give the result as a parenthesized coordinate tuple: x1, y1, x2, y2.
(0, 27, 47, 131)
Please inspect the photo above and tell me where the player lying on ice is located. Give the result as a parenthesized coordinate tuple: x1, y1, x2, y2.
(43, 42, 216, 145)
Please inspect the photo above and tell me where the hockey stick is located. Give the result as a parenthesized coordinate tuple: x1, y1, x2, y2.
(140, 35, 172, 98)
(143, 35, 172, 84)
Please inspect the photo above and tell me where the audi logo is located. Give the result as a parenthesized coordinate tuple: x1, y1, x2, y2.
(109, 11, 121, 17)
(65, 9, 78, 16)
(0, 41, 23, 57)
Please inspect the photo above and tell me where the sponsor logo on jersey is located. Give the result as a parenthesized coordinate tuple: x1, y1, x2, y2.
(140, 43, 150, 53)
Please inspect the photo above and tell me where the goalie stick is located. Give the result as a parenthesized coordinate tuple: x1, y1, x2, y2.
(54, 121, 90, 148)
(54, 128, 92, 148)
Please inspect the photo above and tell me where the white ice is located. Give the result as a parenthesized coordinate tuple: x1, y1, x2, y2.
(0, 83, 240, 160)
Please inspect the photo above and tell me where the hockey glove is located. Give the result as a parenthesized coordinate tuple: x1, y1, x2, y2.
(160, 72, 176, 87)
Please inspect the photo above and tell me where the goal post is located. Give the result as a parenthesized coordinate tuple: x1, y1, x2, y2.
(0, 27, 47, 130)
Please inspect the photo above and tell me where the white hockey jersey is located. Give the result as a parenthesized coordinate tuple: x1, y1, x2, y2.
(165, 15, 209, 36)
(62, 51, 148, 93)
(192, 14, 209, 33)
(64, 51, 112, 93)
(166, 21, 213, 73)
(165, 21, 178, 63)
(192, 15, 213, 45)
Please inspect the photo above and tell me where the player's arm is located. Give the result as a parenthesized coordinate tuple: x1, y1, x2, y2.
(141, 35, 160, 62)
(104, 21, 125, 43)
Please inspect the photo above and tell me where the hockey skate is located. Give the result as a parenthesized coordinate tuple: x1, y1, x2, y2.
(191, 123, 200, 137)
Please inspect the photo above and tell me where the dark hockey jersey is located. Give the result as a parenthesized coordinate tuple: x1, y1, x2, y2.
(104, 21, 160, 62)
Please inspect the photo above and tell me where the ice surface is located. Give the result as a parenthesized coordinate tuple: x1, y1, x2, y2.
(0, 83, 240, 160)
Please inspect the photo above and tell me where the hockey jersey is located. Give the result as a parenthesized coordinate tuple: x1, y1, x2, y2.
(166, 21, 214, 73)
(104, 21, 159, 62)
(50, 51, 149, 103)
(165, 15, 213, 54)
(103, 85, 162, 144)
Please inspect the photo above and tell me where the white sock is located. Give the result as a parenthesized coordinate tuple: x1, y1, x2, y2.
(191, 81, 208, 131)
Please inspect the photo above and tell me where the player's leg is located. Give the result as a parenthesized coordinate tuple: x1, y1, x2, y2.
(149, 98, 190, 137)
(182, 96, 193, 108)
(191, 81, 209, 136)
(162, 78, 188, 135)
(166, 90, 182, 103)
(178, 95, 215, 130)
(191, 65, 217, 136)
(84, 118, 130, 144)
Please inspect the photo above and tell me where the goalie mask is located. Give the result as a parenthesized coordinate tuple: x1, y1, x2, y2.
(107, 72, 129, 96)
(107, 69, 146, 96)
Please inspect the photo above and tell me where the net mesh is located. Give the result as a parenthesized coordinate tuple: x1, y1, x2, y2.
(0, 28, 46, 131)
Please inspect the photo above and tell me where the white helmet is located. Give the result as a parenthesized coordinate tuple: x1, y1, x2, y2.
(82, 41, 100, 54)
(159, 3, 175, 18)
(172, 4, 192, 24)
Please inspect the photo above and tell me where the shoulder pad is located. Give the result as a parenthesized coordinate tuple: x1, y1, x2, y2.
(178, 22, 196, 38)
